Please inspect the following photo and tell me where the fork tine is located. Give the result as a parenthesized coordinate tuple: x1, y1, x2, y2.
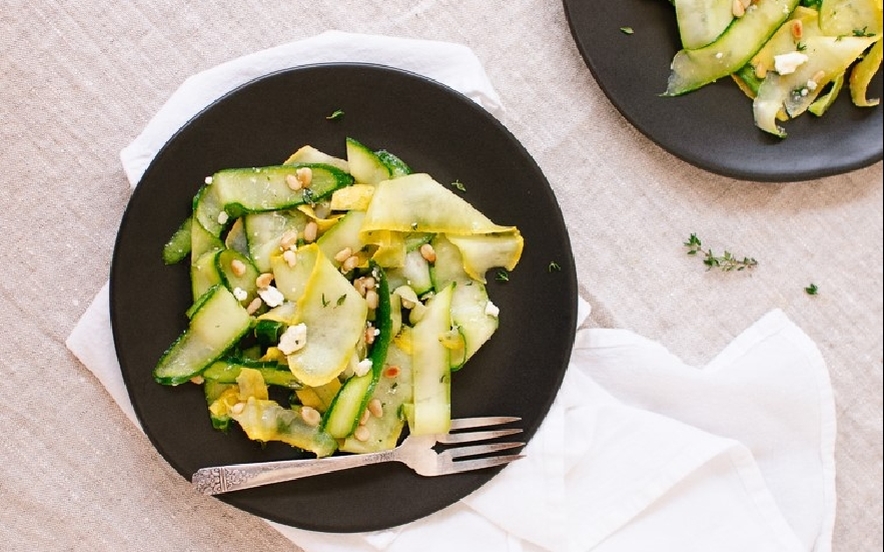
(444, 441, 525, 460)
(437, 427, 523, 444)
(448, 416, 521, 430)
(445, 453, 525, 474)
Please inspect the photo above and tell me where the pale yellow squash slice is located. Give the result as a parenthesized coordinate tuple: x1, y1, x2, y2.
(286, 247, 368, 387)
(360, 173, 516, 236)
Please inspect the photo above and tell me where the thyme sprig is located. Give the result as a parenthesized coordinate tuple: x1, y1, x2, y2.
(684, 233, 758, 272)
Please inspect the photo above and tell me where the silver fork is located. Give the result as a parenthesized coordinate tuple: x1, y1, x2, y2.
(192, 416, 524, 495)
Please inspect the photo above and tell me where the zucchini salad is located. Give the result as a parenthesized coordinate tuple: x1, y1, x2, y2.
(663, 0, 882, 137)
(155, 137, 523, 457)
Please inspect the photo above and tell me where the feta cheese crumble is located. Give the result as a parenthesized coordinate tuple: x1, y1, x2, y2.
(257, 285, 285, 308)
(277, 323, 307, 355)
(232, 287, 248, 301)
(774, 52, 809, 75)
(354, 358, 373, 377)
(484, 300, 500, 318)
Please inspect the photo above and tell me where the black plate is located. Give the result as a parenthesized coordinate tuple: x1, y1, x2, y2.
(110, 63, 578, 533)
(562, 0, 883, 182)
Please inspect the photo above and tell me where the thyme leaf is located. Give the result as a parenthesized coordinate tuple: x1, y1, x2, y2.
(684, 233, 758, 272)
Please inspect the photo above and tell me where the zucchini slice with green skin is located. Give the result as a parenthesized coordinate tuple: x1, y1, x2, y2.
(193, 183, 227, 237)
(674, 0, 735, 49)
(213, 164, 353, 218)
(190, 249, 223, 303)
(202, 358, 302, 388)
(346, 137, 391, 185)
(315, 210, 367, 268)
(154, 284, 252, 385)
(375, 149, 412, 178)
(340, 333, 414, 453)
(664, 0, 799, 96)
(410, 282, 455, 435)
(216, 248, 259, 306)
(322, 264, 394, 439)
(190, 218, 223, 267)
(244, 208, 308, 273)
(163, 215, 192, 265)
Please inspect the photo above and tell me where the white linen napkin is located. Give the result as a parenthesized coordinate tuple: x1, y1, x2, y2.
(66, 31, 836, 552)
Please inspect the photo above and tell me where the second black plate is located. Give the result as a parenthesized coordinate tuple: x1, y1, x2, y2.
(563, 0, 883, 182)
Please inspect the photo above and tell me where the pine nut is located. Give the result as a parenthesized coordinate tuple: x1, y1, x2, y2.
(732, 0, 745, 17)
(359, 408, 371, 426)
(279, 229, 299, 250)
(353, 277, 367, 296)
(283, 249, 298, 267)
(255, 272, 274, 288)
(334, 247, 353, 263)
(300, 406, 321, 427)
(341, 255, 359, 273)
(231, 402, 245, 415)
(303, 221, 318, 243)
(365, 325, 376, 345)
(811, 70, 826, 84)
(230, 259, 247, 276)
(296, 167, 313, 188)
(367, 398, 383, 418)
(354, 426, 370, 442)
(285, 173, 302, 191)
(365, 289, 379, 310)
(419, 243, 436, 263)
(755, 61, 767, 79)
(246, 297, 263, 314)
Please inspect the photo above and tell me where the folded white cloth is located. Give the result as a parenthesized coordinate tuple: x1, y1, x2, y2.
(66, 31, 836, 552)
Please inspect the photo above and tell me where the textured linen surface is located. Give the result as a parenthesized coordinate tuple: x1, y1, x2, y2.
(1, 2, 881, 552)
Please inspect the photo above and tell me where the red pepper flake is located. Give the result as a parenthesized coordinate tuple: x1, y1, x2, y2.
(383, 366, 400, 378)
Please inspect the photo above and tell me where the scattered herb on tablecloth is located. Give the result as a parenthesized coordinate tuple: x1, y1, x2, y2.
(326, 109, 345, 120)
(620, 26, 634, 35)
(450, 179, 466, 193)
(684, 233, 758, 272)
(805, 283, 819, 295)
(548, 261, 561, 272)
(495, 269, 510, 282)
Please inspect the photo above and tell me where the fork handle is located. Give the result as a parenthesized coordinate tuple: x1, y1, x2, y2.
(193, 449, 396, 495)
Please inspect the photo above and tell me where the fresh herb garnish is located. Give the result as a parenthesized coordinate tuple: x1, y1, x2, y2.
(495, 269, 510, 282)
(326, 109, 345, 120)
(684, 233, 758, 272)
(302, 187, 317, 206)
(620, 26, 634, 35)
(321, 293, 329, 307)
(804, 283, 819, 295)
(450, 180, 466, 193)
(336, 294, 348, 306)
(853, 27, 874, 37)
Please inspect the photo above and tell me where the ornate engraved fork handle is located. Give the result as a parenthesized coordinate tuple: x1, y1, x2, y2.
(193, 449, 397, 495)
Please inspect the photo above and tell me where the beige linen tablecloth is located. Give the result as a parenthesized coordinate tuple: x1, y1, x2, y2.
(1, 2, 881, 551)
